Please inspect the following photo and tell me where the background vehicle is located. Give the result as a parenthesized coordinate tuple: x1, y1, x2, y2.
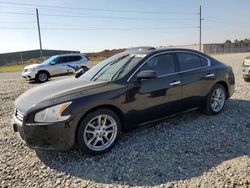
(13, 48, 235, 154)
(242, 56, 250, 82)
(22, 53, 91, 82)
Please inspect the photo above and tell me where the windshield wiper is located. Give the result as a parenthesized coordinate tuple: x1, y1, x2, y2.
(91, 55, 129, 82)
(111, 56, 134, 81)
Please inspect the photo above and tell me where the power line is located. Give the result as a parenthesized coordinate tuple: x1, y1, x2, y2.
(205, 18, 250, 28)
(0, 26, 197, 31)
(203, 28, 250, 35)
(0, 11, 197, 21)
(0, 1, 196, 15)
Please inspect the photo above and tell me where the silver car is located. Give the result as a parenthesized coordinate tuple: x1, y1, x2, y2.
(242, 56, 250, 82)
(22, 54, 91, 82)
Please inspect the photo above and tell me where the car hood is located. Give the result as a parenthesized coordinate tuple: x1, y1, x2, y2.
(15, 77, 108, 113)
(24, 64, 40, 69)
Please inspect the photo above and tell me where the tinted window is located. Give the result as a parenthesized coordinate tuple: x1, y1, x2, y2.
(57, 56, 82, 64)
(69, 56, 82, 62)
(177, 52, 208, 71)
(141, 53, 176, 76)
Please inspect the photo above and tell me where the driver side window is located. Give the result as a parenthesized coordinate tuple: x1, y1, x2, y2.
(140, 53, 177, 76)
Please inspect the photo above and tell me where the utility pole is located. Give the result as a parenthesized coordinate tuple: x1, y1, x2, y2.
(199, 5, 202, 52)
(36, 8, 43, 58)
(20, 51, 23, 64)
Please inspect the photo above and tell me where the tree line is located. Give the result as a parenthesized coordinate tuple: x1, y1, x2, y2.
(224, 38, 250, 45)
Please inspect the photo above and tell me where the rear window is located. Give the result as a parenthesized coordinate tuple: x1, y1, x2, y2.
(177, 52, 208, 71)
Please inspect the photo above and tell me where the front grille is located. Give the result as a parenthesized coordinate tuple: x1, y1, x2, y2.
(15, 109, 24, 123)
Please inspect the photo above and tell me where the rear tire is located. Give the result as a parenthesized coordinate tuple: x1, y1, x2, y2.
(36, 71, 49, 83)
(76, 109, 121, 155)
(81, 66, 89, 73)
(203, 84, 226, 115)
(243, 76, 250, 82)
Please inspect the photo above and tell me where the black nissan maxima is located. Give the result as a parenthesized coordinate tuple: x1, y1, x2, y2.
(12, 48, 235, 154)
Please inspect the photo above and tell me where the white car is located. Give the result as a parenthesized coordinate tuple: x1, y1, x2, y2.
(22, 54, 91, 82)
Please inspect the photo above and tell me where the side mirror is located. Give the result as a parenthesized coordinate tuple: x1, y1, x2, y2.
(136, 70, 157, 80)
(50, 61, 56, 65)
(75, 69, 84, 78)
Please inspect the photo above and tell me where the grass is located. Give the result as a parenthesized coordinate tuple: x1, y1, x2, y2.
(0, 64, 27, 72)
(0, 60, 102, 73)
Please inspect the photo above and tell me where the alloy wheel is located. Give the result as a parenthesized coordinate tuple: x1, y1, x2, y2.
(83, 114, 118, 151)
(210, 88, 225, 112)
(38, 73, 48, 82)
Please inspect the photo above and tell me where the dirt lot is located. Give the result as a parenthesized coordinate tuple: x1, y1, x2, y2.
(0, 53, 249, 187)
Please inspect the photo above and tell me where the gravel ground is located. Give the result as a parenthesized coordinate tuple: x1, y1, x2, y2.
(0, 53, 249, 188)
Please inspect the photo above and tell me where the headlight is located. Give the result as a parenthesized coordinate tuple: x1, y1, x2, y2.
(34, 102, 72, 123)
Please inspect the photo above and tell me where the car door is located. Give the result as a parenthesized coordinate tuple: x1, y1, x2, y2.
(55, 56, 76, 75)
(126, 52, 183, 128)
(176, 52, 215, 109)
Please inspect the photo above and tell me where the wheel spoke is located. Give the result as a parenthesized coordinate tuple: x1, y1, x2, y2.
(98, 115, 102, 126)
(104, 123, 115, 130)
(102, 115, 107, 126)
(100, 137, 105, 145)
(87, 135, 96, 145)
(87, 123, 97, 130)
(93, 137, 100, 146)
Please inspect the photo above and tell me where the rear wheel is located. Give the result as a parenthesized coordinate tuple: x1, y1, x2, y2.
(203, 84, 226, 115)
(76, 109, 121, 154)
(36, 71, 49, 83)
(243, 76, 250, 82)
(81, 66, 89, 73)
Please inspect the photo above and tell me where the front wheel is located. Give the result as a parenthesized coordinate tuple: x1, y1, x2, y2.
(203, 84, 226, 115)
(76, 109, 121, 154)
(36, 71, 49, 83)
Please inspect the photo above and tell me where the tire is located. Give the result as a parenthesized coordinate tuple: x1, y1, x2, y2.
(76, 109, 121, 154)
(81, 66, 89, 73)
(243, 76, 250, 82)
(36, 71, 49, 83)
(203, 84, 226, 115)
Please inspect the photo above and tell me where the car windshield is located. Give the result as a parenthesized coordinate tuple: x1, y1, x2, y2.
(80, 52, 145, 82)
(40, 56, 59, 65)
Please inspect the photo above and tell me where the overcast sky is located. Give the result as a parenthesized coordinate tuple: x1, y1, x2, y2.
(0, 0, 249, 53)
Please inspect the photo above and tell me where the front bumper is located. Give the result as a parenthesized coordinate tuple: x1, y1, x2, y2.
(22, 71, 36, 80)
(241, 66, 250, 76)
(12, 113, 76, 151)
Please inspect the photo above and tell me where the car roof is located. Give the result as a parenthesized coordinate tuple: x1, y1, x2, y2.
(126, 47, 206, 57)
(55, 53, 85, 57)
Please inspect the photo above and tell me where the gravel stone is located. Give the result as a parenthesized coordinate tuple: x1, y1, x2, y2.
(0, 53, 250, 187)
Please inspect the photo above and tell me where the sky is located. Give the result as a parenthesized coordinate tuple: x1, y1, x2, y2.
(0, 0, 250, 53)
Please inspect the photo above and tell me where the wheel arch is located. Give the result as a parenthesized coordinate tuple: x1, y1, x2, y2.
(215, 81, 229, 99)
(37, 69, 51, 77)
(74, 104, 125, 145)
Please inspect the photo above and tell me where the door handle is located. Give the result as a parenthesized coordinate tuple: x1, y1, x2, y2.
(169, 81, 181, 86)
(204, 73, 215, 78)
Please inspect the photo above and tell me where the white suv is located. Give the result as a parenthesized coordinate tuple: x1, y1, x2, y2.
(22, 54, 91, 82)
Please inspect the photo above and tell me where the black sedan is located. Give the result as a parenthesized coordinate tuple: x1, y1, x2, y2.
(12, 48, 235, 154)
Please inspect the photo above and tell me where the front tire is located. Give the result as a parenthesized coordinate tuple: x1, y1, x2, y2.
(36, 71, 49, 83)
(203, 84, 226, 115)
(76, 109, 121, 154)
